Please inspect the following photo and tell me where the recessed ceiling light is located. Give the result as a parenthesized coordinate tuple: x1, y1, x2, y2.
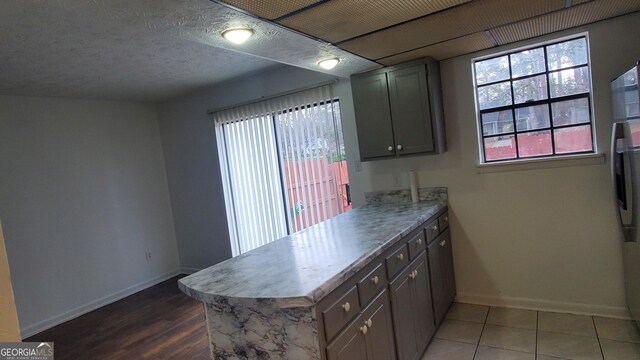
(318, 57, 340, 70)
(222, 28, 254, 45)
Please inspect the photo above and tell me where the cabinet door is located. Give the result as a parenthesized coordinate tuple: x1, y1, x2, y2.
(387, 64, 434, 156)
(326, 314, 367, 360)
(389, 268, 418, 360)
(440, 230, 456, 309)
(411, 253, 436, 352)
(351, 72, 395, 160)
(362, 290, 397, 360)
(428, 230, 456, 326)
(428, 238, 446, 325)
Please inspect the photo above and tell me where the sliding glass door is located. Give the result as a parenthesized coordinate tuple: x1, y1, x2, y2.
(214, 85, 351, 256)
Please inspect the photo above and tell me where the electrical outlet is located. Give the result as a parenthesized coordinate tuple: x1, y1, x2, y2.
(146, 251, 152, 262)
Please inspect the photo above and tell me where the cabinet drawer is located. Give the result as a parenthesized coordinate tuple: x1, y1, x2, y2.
(357, 263, 387, 308)
(324, 286, 361, 342)
(425, 220, 440, 244)
(438, 212, 449, 231)
(386, 244, 409, 280)
(407, 231, 426, 260)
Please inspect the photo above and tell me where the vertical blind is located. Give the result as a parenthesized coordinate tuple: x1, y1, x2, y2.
(213, 84, 350, 256)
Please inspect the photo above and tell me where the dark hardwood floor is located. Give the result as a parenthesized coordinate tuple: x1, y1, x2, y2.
(25, 275, 209, 360)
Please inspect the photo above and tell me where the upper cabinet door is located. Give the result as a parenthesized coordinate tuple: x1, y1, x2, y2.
(351, 72, 395, 160)
(387, 64, 435, 155)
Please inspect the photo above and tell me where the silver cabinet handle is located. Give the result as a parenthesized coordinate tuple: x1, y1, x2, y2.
(342, 302, 351, 312)
(397, 144, 403, 150)
(444, 216, 448, 222)
(397, 253, 404, 261)
(360, 325, 368, 334)
(409, 270, 417, 279)
(417, 238, 423, 245)
(366, 319, 372, 327)
(440, 240, 446, 247)
(432, 225, 438, 231)
(387, 146, 394, 152)
(371, 275, 379, 285)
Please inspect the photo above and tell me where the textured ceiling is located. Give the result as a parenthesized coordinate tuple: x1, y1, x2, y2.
(0, 0, 377, 102)
(218, 0, 640, 67)
(4, 1, 638, 102)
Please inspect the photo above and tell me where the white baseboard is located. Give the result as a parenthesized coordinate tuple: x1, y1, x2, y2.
(179, 267, 203, 274)
(456, 292, 631, 320)
(20, 269, 180, 339)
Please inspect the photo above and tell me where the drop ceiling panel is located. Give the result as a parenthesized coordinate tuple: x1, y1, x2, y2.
(339, 0, 565, 60)
(378, 33, 494, 65)
(217, 0, 321, 20)
(279, 0, 470, 43)
(491, 0, 640, 45)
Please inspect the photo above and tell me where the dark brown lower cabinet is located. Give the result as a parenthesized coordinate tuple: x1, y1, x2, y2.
(322, 208, 454, 360)
(390, 252, 435, 360)
(326, 290, 396, 360)
(428, 229, 456, 325)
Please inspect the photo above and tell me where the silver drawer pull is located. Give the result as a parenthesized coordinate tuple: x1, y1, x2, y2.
(371, 275, 379, 285)
(397, 253, 404, 261)
(440, 240, 446, 247)
(397, 144, 403, 150)
(366, 319, 373, 327)
(342, 302, 351, 312)
(432, 225, 438, 231)
(444, 216, 448, 222)
(387, 146, 393, 152)
(409, 270, 417, 279)
(417, 238, 423, 245)
(360, 325, 368, 334)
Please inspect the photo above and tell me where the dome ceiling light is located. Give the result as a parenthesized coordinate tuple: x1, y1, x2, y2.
(318, 57, 340, 70)
(222, 28, 254, 45)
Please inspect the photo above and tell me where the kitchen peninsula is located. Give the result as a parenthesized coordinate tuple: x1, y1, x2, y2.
(179, 189, 454, 360)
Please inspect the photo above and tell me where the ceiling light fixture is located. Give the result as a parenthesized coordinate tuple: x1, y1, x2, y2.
(222, 28, 254, 45)
(318, 57, 340, 70)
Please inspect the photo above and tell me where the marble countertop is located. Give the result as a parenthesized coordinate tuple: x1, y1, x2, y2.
(178, 201, 446, 308)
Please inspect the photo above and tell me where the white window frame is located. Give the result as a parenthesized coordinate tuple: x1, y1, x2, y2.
(472, 32, 598, 166)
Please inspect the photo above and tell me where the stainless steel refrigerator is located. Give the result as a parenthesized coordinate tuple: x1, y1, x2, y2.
(611, 62, 640, 327)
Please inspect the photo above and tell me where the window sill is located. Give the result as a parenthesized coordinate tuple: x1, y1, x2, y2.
(476, 153, 605, 173)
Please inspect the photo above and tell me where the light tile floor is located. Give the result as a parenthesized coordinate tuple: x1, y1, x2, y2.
(422, 303, 640, 360)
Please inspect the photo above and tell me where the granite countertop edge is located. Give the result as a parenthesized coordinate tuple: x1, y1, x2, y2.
(178, 201, 447, 308)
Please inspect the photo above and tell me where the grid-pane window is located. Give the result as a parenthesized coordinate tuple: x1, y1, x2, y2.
(473, 36, 595, 163)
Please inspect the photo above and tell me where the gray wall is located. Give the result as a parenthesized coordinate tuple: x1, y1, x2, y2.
(0, 95, 179, 337)
(157, 66, 336, 271)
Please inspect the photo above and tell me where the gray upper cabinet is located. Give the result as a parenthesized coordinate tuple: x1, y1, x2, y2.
(351, 57, 446, 161)
(388, 65, 434, 155)
(351, 72, 395, 160)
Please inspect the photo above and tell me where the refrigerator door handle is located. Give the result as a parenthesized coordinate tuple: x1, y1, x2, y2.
(612, 121, 635, 242)
(612, 122, 625, 229)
